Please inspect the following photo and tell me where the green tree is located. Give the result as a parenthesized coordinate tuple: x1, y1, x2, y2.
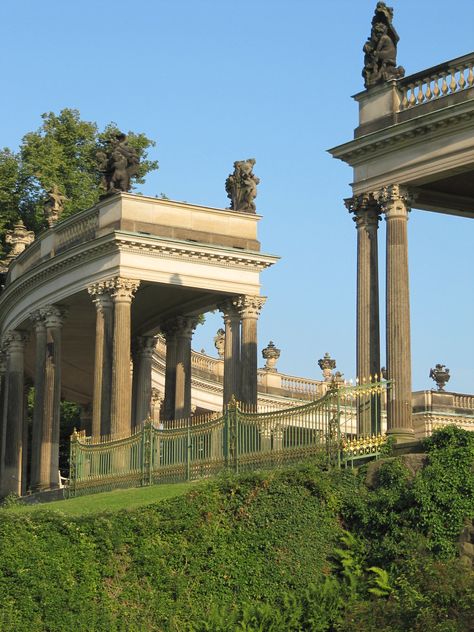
(0, 108, 158, 254)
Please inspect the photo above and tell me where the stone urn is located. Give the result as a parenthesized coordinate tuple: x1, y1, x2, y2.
(262, 341, 280, 372)
(318, 352, 336, 381)
(429, 364, 450, 391)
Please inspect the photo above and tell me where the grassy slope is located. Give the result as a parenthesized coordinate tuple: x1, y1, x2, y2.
(3, 482, 195, 516)
(0, 427, 473, 632)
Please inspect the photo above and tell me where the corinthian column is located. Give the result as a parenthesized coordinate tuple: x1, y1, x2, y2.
(2, 331, 27, 496)
(88, 283, 114, 439)
(174, 316, 198, 420)
(30, 311, 46, 491)
(220, 298, 241, 405)
(346, 194, 381, 435)
(108, 277, 140, 438)
(376, 185, 414, 440)
(133, 335, 157, 427)
(40, 306, 66, 490)
(237, 295, 266, 409)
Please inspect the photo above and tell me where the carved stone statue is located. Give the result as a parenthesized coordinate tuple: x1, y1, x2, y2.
(225, 158, 259, 213)
(214, 328, 225, 358)
(44, 185, 67, 227)
(97, 132, 140, 195)
(362, 2, 405, 89)
(429, 364, 451, 392)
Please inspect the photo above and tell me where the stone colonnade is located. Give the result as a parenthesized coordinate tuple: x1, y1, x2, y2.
(346, 184, 413, 440)
(0, 274, 267, 494)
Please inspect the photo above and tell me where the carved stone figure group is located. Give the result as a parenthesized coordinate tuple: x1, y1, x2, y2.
(362, 2, 405, 88)
(97, 132, 140, 195)
(225, 158, 259, 213)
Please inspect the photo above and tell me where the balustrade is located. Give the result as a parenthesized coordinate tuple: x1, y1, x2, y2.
(399, 53, 474, 111)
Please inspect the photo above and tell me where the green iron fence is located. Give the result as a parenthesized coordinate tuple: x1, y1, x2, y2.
(68, 381, 389, 497)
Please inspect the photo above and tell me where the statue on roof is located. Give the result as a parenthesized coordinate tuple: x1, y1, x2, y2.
(362, 2, 405, 89)
(43, 185, 67, 227)
(225, 158, 259, 213)
(97, 131, 140, 195)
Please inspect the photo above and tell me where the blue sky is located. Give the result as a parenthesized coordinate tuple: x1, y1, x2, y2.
(1, 0, 473, 392)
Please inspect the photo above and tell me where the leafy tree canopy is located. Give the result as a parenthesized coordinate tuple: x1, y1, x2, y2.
(0, 109, 158, 256)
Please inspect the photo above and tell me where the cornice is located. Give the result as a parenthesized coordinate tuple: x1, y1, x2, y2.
(114, 232, 278, 271)
(329, 100, 474, 166)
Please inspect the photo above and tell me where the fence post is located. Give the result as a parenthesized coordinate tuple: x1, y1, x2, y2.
(141, 421, 153, 487)
(68, 428, 78, 498)
(186, 422, 191, 481)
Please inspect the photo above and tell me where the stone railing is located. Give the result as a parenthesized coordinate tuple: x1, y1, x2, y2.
(54, 207, 99, 254)
(453, 394, 474, 410)
(399, 52, 474, 111)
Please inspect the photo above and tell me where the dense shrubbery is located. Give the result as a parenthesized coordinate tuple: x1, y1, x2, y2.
(0, 426, 473, 631)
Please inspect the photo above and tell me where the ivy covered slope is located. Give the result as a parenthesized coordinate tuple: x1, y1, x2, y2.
(0, 426, 473, 632)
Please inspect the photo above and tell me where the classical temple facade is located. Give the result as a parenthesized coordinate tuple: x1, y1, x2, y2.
(0, 193, 278, 495)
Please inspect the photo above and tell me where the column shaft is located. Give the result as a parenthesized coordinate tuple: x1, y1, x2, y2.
(2, 332, 26, 496)
(378, 185, 414, 439)
(222, 301, 241, 404)
(174, 318, 197, 420)
(133, 336, 156, 427)
(0, 354, 8, 492)
(163, 325, 178, 421)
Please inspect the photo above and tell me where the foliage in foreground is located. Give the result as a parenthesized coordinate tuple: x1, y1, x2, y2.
(0, 426, 472, 631)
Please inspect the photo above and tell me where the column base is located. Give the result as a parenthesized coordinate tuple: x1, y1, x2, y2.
(386, 427, 415, 444)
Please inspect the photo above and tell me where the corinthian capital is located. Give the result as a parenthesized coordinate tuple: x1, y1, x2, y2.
(374, 185, 413, 219)
(134, 335, 157, 358)
(345, 193, 381, 228)
(40, 305, 67, 329)
(3, 330, 28, 353)
(236, 295, 267, 319)
(105, 277, 140, 302)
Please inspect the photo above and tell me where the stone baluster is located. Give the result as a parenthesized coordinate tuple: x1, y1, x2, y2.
(133, 335, 157, 428)
(40, 306, 66, 490)
(174, 317, 198, 420)
(346, 194, 381, 435)
(220, 299, 241, 405)
(237, 295, 266, 409)
(107, 277, 140, 438)
(88, 283, 114, 439)
(376, 185, 414, 440)
(1, 331, 27, 496)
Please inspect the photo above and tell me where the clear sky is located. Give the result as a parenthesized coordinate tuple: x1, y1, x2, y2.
(0, 0, 473, 393)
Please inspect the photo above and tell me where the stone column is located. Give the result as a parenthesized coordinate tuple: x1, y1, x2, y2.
(346, 194, 381, 435)
(88, 283, 114, 439)
(29, 311, 46, 491)
(162, 322, 178, 421)
(174, 317, 198, 420)
(376, 185, 414, 440)
(2, 331, 27, 496)
(133, 336, 157, 428)
(39, 306, 65, 490)
(237, 295, 266, 409)
(220, 299, 241, 405)
(21, 379, 32, 495)
(79, 403, 93, 436)
(108, 277, 140, 438)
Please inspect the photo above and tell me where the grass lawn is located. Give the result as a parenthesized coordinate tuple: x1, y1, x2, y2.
(1, 481, 195, 517)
